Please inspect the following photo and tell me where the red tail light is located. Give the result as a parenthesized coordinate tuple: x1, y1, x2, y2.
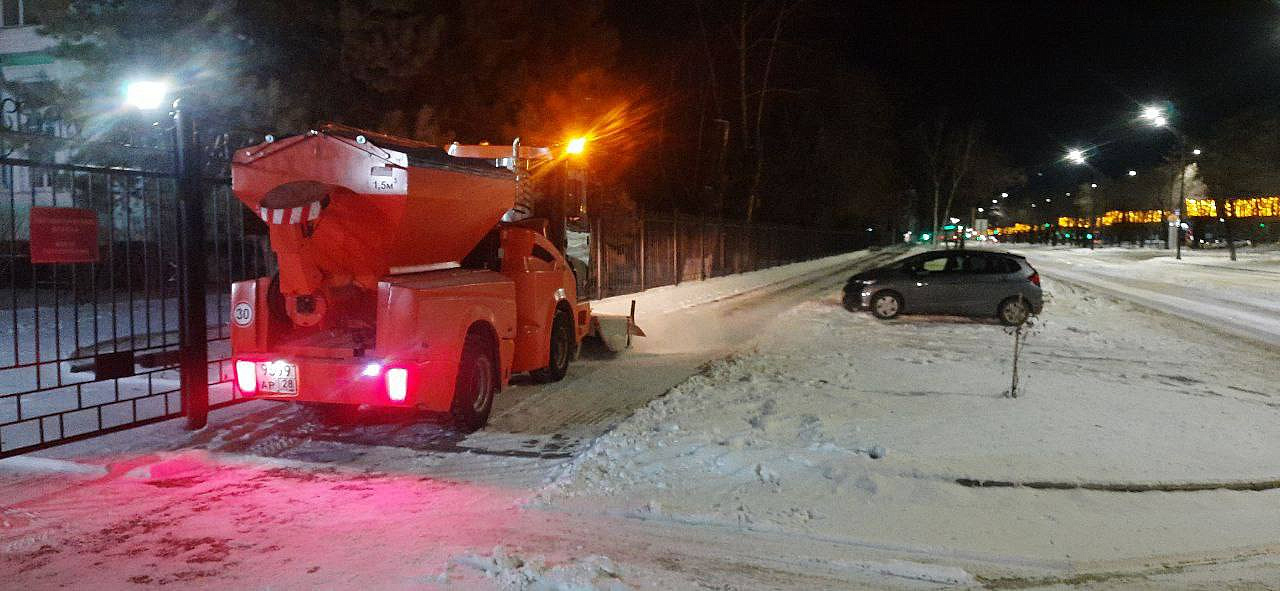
(1029, 271, 1040, 286)
(386, 368, 408, 402)
(235, 360, 258, 394)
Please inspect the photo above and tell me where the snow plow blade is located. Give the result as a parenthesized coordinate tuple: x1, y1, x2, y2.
(591, 313, 645, 352)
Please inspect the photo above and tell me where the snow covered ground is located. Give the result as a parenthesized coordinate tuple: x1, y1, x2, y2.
(3, 245, 1280, 589)
(538, 274, 1280, 585)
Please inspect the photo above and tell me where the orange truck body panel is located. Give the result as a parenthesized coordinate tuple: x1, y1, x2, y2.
(228, 128, 590, 412)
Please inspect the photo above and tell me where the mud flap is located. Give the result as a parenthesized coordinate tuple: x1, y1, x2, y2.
(590, 300, 645, 352)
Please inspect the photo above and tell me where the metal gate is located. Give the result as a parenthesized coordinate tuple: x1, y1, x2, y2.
(0, 154, 270, 457)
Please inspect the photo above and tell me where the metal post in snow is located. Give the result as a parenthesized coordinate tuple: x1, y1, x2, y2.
(174, 99, 208, 430)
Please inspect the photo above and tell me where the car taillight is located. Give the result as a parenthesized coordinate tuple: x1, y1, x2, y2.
(1029, 271, 1040, 286)
(235, 360, 258, 394)
(386, 368, 408, 402)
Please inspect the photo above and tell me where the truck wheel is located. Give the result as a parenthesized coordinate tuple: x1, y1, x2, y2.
(451, 332, 496, 431)
(531, 310, 574, 383)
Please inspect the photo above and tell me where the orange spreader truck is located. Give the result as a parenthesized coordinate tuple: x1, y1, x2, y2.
(228, 125, 623, 430)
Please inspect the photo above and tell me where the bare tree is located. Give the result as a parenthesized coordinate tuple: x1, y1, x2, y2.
(917, 116, 980, 244)
(1198, 109, 1280, 261)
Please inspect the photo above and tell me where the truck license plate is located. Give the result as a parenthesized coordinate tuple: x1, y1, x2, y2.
(258, 361, 298, 395)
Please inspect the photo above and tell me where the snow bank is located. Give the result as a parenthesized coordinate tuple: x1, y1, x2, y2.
(0, 455, 107, 476)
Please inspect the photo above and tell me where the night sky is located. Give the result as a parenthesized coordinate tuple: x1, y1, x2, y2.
(840, 1, 1280, 177)
(614, 1, 1280, 191)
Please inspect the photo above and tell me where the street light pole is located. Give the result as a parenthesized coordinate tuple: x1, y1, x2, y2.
(1175, 140, 1187, 260)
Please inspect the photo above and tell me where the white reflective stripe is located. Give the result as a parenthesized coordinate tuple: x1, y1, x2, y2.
(308, 201, 322, 220)
(259, 207, 270, 222)
(271, 209, 284, 224)
(288, 206, 302, 224)
(388, 262, 460, 275)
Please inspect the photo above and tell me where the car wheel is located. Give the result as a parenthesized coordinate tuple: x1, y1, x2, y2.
(841, 290, 860, 312)
(870, 291, 902, 319)
(998, 296, 1030, 326)
(452, 331, 497, 431)
(531, 310, 574, 383)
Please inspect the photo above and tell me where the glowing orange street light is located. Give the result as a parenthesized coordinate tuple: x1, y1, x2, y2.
(565, 136, 587, 155)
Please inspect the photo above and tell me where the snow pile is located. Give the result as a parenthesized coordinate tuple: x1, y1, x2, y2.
(541, 338, 897, 532)
(441, 546, 629, 591)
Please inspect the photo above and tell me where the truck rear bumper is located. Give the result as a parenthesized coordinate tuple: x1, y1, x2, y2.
(233, 355, 455, 411)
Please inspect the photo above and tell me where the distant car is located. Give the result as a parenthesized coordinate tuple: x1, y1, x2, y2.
(843, 250, 1043, 325)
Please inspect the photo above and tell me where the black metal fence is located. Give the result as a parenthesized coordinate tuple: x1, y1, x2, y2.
(0, 155, 268, 457)
(588, 214, 865, 299)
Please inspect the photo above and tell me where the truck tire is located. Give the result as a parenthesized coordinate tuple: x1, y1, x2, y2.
(451, 331, 496, 431)
(531, 310, 573, 383)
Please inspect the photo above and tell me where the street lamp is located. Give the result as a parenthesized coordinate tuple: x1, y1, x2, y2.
(125, 80, 170, 110)
(1140, 105, 1168, 127)
(1065, 148, 1087, 165)
(558, 135, 590, 257)
(1128, 170, 1137, 176)
(123, 79, 208, 430)
(1191, 148, 1201, 156)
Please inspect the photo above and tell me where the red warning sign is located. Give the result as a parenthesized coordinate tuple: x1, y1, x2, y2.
(29, 207, 100, 264)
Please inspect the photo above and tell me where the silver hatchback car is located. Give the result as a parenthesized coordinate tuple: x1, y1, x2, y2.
(843, 250, 1043, 325)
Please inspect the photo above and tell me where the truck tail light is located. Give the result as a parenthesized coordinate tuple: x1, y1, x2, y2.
(386, 368, 408, 402)
(1029, 271, 1041, 286)
(235, 360, 258, 394)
